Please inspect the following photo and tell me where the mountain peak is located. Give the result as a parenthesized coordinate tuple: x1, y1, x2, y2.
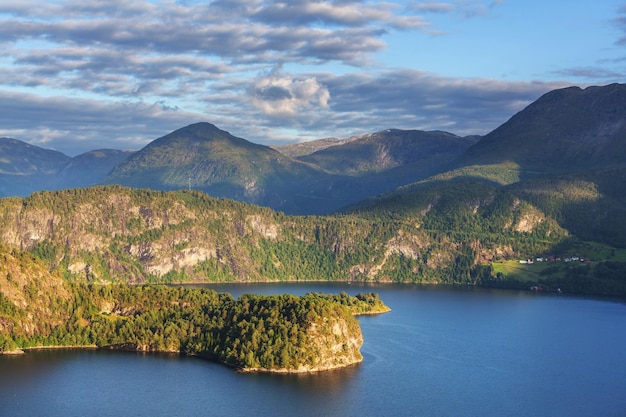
(459, 83, 626, 172)
(297, 128, 473, 176)
(0, 137, 70, 174)
(150, 122, 248, 147)
(175, 121, 226, 135)
(103, 121, 301, 201)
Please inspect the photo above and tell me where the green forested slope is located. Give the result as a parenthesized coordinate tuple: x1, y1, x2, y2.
(1, 180, 624, 295)
(0, 184, 562, 285)
(0, 244, 388, 371)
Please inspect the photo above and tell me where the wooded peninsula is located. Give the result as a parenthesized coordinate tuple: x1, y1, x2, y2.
(0, 248, 389, 372)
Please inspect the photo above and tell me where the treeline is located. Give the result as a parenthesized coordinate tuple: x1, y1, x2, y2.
(0, 283, 388, 372)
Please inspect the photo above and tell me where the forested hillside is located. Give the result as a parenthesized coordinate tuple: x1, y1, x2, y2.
(0, 184, 597, 290)
(0, 242, 388, 371)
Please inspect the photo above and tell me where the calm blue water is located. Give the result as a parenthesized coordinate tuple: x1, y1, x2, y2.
(1, 283, 625, 417)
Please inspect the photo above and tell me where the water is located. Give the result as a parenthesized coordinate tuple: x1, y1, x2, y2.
(1, 283, 625, 417)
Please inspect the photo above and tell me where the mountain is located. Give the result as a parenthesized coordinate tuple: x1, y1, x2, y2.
(102, 123, 477, 214)
(0, 125, 477, 214)
(0, 137, 70, 197)
(0, 137, 70, 174)
(0, 83, 625, 301)
(3, 82, 626, 224)
(296, 129, 477, 175)
(457, 83, 626, 175)
(4, 182, 624, 295)
(3, 83, 626, 211)
(55, 149, 135, 189)
(293, 129, 478, 198)
(0, 139, 134, 197)
(0, 185, 563, 288)
(102, 122, 343, 214)
(402, 83, 626, 247)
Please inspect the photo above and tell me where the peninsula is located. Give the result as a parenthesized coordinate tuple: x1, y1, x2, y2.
(0, 248, 389, 372)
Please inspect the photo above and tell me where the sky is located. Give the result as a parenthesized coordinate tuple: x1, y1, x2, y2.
(0, 0, 625, 156)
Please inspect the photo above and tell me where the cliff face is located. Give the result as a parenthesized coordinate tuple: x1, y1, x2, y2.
(242, 307, 364, 373)
(0, 188, 278, 282)
(302, 313, 364, 372)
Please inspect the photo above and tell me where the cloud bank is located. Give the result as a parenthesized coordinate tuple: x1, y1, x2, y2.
(0, 1, 618, 155)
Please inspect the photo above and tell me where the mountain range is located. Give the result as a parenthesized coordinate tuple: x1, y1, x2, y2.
(1, 118, 479, 215)
(0, 140, 134, 198)
(1, 83, 626, 296)
(4, 84, 626, 217)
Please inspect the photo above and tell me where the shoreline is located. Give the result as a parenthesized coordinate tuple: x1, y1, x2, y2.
(354, 308, 391, 316)
(1, 345, 98, 356)
(238, 360, 363, 374)
(2, 344, 365, 374)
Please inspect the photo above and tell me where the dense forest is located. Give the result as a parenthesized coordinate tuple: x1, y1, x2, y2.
(0, 244, 389, 371)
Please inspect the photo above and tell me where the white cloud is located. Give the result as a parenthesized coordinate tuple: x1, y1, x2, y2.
(250, 68, 330, 117)
(0, 0, 615, 155)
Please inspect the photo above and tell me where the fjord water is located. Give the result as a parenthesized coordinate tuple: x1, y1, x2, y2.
(1, 284, 625, 417)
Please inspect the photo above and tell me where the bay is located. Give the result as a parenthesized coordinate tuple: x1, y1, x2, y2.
(1, 283, 625, 417)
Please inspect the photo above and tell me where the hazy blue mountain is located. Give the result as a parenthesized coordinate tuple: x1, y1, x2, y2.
(0, 138, 136, 197)
(0, 137, 70, 197)
(55, 149, 135, 189)
(102, 124, 477, 214)
(296, 129, 477, 175)
(4, 83, 626, 216)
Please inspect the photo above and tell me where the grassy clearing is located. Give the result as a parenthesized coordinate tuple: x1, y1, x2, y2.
(492, 260, 557, 282)
(492, 240, 626, 283)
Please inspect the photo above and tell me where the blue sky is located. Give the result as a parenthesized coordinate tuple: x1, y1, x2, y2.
(0, 0, 624, 155)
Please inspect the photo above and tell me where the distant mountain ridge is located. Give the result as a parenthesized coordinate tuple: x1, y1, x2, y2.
(0, 123, 477, 214)
(0, 137, 70, 174)
(0, 138, 134, 197)
(294, 129, 477, 175)
(0, 137, 66, 197)
(101, 123, 479, 213)
(103, 122, 332, 212)
(2, 83, 626, 216)
(57, 149, 135, 188)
